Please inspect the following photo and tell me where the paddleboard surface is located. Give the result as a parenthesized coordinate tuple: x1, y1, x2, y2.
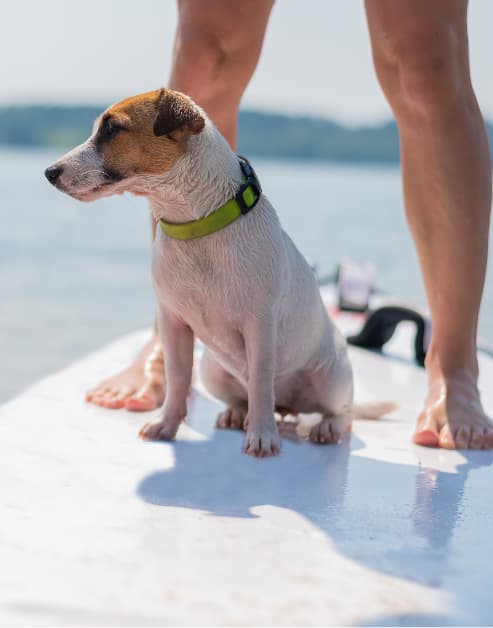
(1, 289, 493, 626)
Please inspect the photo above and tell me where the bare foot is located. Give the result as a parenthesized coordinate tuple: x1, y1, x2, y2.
(309, 414, 352, 444)
(86, 334, 165, 411)
(414, 366, 493, 449)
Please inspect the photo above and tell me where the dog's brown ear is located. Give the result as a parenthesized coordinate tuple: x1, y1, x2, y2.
(153, 89, 205, 139)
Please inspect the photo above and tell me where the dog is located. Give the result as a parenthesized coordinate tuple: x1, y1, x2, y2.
(45, 88, 395, 457)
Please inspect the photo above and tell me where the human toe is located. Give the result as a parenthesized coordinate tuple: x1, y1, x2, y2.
(413, 412, 440, 447)
(125, 385, 161, 412)
(453, 425, 471, 449)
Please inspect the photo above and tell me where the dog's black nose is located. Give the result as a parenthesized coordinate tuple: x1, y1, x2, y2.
(45, 165, 63, 185)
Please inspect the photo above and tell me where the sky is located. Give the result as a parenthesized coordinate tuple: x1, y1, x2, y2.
(1, 0, 493, 124)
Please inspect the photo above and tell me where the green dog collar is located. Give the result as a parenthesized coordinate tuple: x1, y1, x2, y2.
(159, 156, 262, 240)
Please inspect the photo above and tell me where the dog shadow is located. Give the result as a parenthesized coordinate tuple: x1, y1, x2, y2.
(137, 390, 493, 592)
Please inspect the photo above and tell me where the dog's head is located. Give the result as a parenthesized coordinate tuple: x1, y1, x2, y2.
(45, 89, 205, 201)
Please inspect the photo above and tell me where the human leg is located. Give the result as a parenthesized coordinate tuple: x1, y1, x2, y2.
(365, 0, 493, 448)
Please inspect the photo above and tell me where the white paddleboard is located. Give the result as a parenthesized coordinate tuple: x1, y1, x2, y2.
(1, 286, 493, 626)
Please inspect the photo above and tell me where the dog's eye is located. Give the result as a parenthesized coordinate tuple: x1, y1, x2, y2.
(102, 121, 121, 140)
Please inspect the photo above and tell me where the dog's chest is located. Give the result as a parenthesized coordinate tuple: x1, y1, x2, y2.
(152, 239, 248, 355)
(156, 267, 247, 376)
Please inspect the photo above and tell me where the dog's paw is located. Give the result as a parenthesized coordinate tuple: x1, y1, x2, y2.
(216, 405, 248, 431)
(139, 419, 179, 441)
(309, 414, 352, 444)
(243, 424, 281, 458)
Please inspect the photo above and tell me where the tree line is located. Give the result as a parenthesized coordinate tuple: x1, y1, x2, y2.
(1, 104, 492, 164)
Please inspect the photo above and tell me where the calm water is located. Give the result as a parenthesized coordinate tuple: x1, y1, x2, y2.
(1, 148, 492, 402)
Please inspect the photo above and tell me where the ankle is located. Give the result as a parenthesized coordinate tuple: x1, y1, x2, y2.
(143, 342, 164, 371)
(425, 342, 479, 383)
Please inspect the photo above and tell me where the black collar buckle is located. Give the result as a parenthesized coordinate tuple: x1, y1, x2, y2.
(236, 156, 262, 215)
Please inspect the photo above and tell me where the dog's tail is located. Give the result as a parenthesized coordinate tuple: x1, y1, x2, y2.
(352, 400, 398, 420)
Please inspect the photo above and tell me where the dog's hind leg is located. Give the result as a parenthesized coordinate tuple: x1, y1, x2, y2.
(200, 349, 248, 430)
(305, 353, 355, 445)
(309, 413, 353, 444)
(216, 406, 249, 431)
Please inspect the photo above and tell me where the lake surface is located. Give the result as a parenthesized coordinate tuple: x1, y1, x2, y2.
(1, 148, 492, 402)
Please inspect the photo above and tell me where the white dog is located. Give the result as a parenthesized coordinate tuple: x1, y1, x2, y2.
(46, 88, 394, 457)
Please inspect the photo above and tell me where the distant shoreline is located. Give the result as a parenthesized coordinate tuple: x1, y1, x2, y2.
(2, 104, 493, 164)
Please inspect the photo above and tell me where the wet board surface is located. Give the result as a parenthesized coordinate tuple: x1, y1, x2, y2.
(1, 290, 493, 626)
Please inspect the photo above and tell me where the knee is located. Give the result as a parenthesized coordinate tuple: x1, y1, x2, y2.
(173, 23, 255, 100)
(176, 28, 229, 76)
(373, 24, 470, 124)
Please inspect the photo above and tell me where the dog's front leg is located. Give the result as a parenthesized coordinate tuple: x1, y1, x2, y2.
(243, 309, 281, 458)
(139, 307, 193, 441)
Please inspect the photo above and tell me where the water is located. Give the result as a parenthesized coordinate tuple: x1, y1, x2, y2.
(1, 148, 492, 403)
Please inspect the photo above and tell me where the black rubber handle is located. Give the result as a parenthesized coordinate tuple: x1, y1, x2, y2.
(347, 305, 428, 367)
